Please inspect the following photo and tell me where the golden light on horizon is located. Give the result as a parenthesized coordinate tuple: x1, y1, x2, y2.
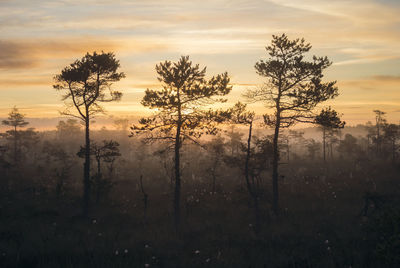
(0, 0, 399, 127)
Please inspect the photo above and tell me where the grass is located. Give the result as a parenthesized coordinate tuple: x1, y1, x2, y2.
(0, 159, 399, 267)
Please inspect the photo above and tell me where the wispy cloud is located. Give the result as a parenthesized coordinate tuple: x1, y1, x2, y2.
(338, 75, 400, 89)
(0, 0, 399, 123)
(0, 37, 167, 70)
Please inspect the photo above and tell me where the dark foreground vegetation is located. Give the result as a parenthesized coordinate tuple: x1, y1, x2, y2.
(0, 121, 399, 268)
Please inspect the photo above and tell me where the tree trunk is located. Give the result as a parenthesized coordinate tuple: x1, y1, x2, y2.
(211, 159, 218, 193)
(174, 122, 181, 232)
(140, 175, 148, 224)
(253, 188, 261, 234)
(323, 127, 326, 162)
(97, 157, 101, 177)
(393, 140, 396, 163)
(272, 117, 280, 215)
(95, 156, 101, 204)
(244, 122, 260, 232)
(108, 161, 115, 179)
(367, 135, 370, 158)
(245, 122, 253, 197)
(376, 121, 380, 155)
(212, 170, 216, 193)
(14, 125, 17, 164)
(83, 114, 91, 217)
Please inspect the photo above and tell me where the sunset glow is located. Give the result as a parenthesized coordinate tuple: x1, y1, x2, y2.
(1, 0, 399, 124)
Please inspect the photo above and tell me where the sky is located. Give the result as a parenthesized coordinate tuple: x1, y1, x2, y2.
(0, 0, 399, 126)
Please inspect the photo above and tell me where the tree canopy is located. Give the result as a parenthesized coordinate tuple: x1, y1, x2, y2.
(53, 51, 125, 216)
(53, 51, 125, 120)
(133, 55, 232, 144)
(132, 55, 232, 231)
(2, 107, 29, 129)
(247, 33, 340, 214)
(248, 34, 338, 127)
(315, 107, 345, 129)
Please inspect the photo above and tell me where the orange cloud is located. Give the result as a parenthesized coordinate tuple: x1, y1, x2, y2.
(0, 37, 167, 70)
(0, 38, 117, 69)
(338, 75, 400, 90)
(0, 76, 51, 87)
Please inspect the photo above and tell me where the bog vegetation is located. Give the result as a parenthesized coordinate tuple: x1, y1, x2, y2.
(0, 35, 399, 268)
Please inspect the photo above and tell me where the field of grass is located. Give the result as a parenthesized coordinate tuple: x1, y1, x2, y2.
(0, 159, 399, 267)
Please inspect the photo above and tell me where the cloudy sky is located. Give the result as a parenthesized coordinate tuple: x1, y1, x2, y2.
(1, 0, 399, 125)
